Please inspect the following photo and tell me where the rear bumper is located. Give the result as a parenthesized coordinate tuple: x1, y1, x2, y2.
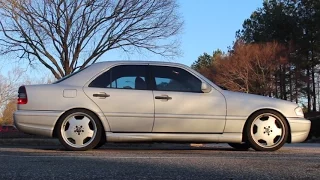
(287, 117, 311, 143)
(14, 110, 63, 137)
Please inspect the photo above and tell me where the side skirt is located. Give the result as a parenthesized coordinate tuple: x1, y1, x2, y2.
(105, 132, 242, 143)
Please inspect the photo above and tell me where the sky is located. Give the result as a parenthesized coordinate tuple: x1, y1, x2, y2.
(101, 0, 263, 66)
(0, 0, 263, 79)
(177, 0, 262, 66)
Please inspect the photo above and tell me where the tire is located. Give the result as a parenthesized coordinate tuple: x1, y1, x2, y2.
(94, 133, 106, 149)
(245, 110, 289, 151)
(228, 143, 251, 150)
(56, 109, 102, 151)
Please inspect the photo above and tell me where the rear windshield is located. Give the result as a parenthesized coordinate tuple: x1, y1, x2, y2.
(53, 67, 88, 84)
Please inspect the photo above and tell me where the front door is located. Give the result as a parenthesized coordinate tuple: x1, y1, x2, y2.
(150, 65, 226, 133)
(83, 65, 154, 132)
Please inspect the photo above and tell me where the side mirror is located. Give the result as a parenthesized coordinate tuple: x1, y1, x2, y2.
(201, 82, 212, 93)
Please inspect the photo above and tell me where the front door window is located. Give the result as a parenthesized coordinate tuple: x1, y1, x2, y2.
(151, 66, 202, 93)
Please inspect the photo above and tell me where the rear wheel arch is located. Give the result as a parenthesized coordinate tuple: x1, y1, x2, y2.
(242, 109, 291, 143)
(53, 108, 106, 140)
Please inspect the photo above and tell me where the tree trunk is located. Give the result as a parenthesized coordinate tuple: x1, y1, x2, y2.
(275, 71, 278, 98)
(318, 76, 320, 112)
(306, 65, 311, 112)
(295, 68, 298, 104)
(311, 46, 316, 112)
(281, 65, 287, 100)
(312, 64, 316, 112)
(289, 65, 293, 101)
(279, 66, 283, 99)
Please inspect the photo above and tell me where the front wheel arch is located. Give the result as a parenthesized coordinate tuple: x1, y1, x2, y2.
(242, 109, 291, 144)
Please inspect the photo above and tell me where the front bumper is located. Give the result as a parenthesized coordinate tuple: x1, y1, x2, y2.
(14, 110, 62, 137)
(287, 117, 311, 143)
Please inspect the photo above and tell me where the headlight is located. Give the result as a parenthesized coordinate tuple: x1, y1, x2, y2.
(294, 107, 304, 117)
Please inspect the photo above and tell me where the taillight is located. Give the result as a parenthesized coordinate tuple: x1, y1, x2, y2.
(18, 86, 28, 104)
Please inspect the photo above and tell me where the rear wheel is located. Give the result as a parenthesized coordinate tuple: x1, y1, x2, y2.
(245, 110, 289, 151)
(56, 109, 102, 151)
(228, 143, 251, 150)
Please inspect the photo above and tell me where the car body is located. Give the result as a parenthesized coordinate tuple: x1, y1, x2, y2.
(14, 61, 311, 151)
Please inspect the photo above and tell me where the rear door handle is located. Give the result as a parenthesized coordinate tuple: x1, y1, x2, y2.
(93, 92, 110, 98)
(155, 95, 172, 100)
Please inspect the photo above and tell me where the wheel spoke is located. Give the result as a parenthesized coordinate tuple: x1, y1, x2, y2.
(81, 117, 91, 127)
(64, 128, 74, 139)
(265, 137, 275, 146)
(267, 116, 283, 143)
(253, 130, 265, 141)
(273, 126, 282, 137)
(67, 117, 78, 128)
(253, 118, 268, 128)
(253, 117, 269, 141)
(268, 117, 283, 141)
(267, 116, 276, 122)
(74, 136, 84, 146)
(81, 116, 95, 138)
(86, 129, 94, 138)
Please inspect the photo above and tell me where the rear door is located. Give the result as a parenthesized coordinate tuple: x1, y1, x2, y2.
(150, 65, 226, 133)
(83, 65, 154, 132)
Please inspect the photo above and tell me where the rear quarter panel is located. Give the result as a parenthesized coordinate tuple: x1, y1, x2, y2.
(18, 84, 111, 131)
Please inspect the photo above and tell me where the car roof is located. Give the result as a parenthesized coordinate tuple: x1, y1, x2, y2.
(93, 60, 187, 67)
(56, 60, 222, 91)
(57, 61, 188, 86)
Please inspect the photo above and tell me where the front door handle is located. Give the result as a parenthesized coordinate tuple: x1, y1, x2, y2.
(93, 92, 110, 98)
(155, 95, 172, 100)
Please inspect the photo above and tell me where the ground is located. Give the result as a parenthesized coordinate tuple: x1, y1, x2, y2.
(0, 140, 319, 179)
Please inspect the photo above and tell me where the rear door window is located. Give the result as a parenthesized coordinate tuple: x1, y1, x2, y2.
(89, 65, 148, 90)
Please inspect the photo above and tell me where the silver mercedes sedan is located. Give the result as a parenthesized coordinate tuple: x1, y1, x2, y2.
(14, 61, 311, 151)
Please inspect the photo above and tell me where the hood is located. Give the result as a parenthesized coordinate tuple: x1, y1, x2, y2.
(221, 90, 299, 117)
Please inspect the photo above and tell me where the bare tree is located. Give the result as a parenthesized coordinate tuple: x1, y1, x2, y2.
(214, 41, 288, 95)
(0, 68, 23, 107)
(1, 99, 16, 125)
(194, 41, 288, 96)
(0, 0, 183, 79)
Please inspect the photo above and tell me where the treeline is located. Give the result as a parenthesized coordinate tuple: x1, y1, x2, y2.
(192, 0, 320, 112)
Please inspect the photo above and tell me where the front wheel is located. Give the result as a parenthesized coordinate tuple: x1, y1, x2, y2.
(245, 110, 289, 151)
(56, 109, 102, 151)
